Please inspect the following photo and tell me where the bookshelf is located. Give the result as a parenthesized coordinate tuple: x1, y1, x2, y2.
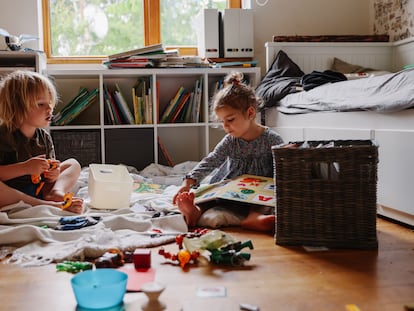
(45, 67, 261, 170)
(0, 51, 46, 77)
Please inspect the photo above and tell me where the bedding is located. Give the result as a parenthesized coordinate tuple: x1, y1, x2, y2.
(0, 161, 241, 266)
(0, 165, 191, 266)
(256, 50, 414, 114)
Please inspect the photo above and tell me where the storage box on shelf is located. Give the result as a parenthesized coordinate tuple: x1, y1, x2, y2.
(45, 67, 261, 170)
(272, 140, 378, 249)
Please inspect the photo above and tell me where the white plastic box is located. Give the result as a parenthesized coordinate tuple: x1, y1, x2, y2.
(88, 164, 133, 210)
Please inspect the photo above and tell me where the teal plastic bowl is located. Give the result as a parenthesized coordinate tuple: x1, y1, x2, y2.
(71, 269, 128, 309)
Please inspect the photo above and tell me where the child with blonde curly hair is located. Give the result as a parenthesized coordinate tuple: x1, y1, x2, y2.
(0, 70, 83, 213)
(173, 72, 283, 233)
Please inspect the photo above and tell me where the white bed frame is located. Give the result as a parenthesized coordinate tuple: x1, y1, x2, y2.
(264, 38, 414, 226)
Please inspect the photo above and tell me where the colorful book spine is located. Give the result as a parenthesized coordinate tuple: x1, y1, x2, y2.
(114, 83, 135, 124)
(57, 88, 99, 125)
(52, 87, 89, 125)
(160, 86, 185, 123)
(103, 84, 122, 124)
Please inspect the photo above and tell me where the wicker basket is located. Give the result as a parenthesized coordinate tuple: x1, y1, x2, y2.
(272, 140, 378, 249)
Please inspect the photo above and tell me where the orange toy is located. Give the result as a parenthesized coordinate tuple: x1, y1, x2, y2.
(31, 159, 58, 196)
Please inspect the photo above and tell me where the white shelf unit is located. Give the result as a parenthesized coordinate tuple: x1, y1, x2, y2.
(0, 51, 46, 77)
(45, 67, 261, 170)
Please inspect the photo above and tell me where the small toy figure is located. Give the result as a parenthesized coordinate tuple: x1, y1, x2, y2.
(158, 230, 254, 268)
(209, 240, 253, 266)
(158, 248, 200, 269)
(56, 261, 93, 273)
(94, 248, 134, 268)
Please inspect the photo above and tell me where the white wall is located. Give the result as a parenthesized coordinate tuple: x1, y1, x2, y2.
(0, 0, 43, 51)
(248, 0, 371, 73)
(0, 0, 371, 73)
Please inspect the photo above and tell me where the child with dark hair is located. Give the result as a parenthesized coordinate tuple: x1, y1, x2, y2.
(173, 72, 283, 232)
(0, 70, 83, 213)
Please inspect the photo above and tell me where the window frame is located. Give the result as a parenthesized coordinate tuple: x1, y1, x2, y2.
(42, 0, 241, 64)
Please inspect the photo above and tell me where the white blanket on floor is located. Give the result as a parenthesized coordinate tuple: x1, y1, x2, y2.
(0, 166, 189, 266)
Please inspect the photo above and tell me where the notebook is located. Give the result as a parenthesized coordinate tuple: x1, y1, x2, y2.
(194, 174, 276, 207)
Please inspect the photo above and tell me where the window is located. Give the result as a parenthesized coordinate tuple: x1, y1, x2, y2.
(42, 0, 240, 63)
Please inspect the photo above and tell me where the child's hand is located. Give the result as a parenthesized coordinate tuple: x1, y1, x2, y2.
(43, 159, 61, 183)
(25, 155, 50, 176)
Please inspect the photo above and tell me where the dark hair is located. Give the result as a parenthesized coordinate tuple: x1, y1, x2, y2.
(211, 71, 259, 121)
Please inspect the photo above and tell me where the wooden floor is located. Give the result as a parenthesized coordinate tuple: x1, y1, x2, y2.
(0, 217, 413, 311)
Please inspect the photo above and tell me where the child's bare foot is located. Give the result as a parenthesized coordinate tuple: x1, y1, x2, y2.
(48, 194, 84, 214)
(176, 192, 201, 227)
(43, 189, 67, 202)
(241, 211, 275, 233)
(63, 197, 84, 214)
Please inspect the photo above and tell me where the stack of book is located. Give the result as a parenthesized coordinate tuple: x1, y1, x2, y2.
(103, 44, 179, 69)
(157, 56, 209, 68)
(103, 80, 153, 125)
(52, 87, 99, 126)
(159, 77, 203, 123)
(207, 57, 258, 68)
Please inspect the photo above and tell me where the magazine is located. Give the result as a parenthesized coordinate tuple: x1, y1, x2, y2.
(194, 174, 276, 207)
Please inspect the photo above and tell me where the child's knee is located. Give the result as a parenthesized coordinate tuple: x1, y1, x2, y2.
(62, 158, 81, 172)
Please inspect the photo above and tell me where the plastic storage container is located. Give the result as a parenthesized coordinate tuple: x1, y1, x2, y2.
(88, 164, 133, 209)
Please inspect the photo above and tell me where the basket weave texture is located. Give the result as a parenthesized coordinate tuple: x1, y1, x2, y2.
(272, 140, 378, 249)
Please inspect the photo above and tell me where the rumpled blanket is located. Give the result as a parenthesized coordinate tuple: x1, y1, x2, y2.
(0, 164, 191, 266)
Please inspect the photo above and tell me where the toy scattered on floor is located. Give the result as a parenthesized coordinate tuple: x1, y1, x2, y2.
(55, 215, 100, 230)
(56, 261, 93, 273)
(158, 247, 200, 269)
(158, 229, 254, 268)
(133, 249, 152, 269)
(209, 240, 253, 266)
(95, 248, 133, 268)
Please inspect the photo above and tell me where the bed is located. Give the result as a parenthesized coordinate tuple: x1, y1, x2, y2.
(258, 37, 414, 227)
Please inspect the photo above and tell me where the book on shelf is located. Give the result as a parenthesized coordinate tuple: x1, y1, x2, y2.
(159, 86, 186, 123)
(212, 60, 258, 68)
(132, 77, 152, 124)
(52, 87, 89, 125)
(157, 136, 174, 167)
(192, 76, 203, 123)
(169, 92, 192, 123)
(107, 43, 164, 61)
(104, 95, 115, 125)
(113, 83, 135, 124)
(104, 60, 154, 69)
(52, 87, 99, 126)
(194, 174, 276, 208)
(103, 83, 122, 125)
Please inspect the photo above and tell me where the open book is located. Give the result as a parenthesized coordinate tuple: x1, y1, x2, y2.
(194, 174, 276, 207)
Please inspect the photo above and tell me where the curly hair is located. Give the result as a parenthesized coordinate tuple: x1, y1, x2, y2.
(0, 70, 57, 132)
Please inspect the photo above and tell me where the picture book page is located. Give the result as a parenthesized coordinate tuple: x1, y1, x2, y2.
(194, 174, 275, 207)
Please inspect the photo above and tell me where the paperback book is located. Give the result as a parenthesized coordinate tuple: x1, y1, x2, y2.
(194, 174, 276, 207)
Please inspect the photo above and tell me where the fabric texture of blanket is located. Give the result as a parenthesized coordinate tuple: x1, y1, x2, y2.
(0, 165, 189, 266)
